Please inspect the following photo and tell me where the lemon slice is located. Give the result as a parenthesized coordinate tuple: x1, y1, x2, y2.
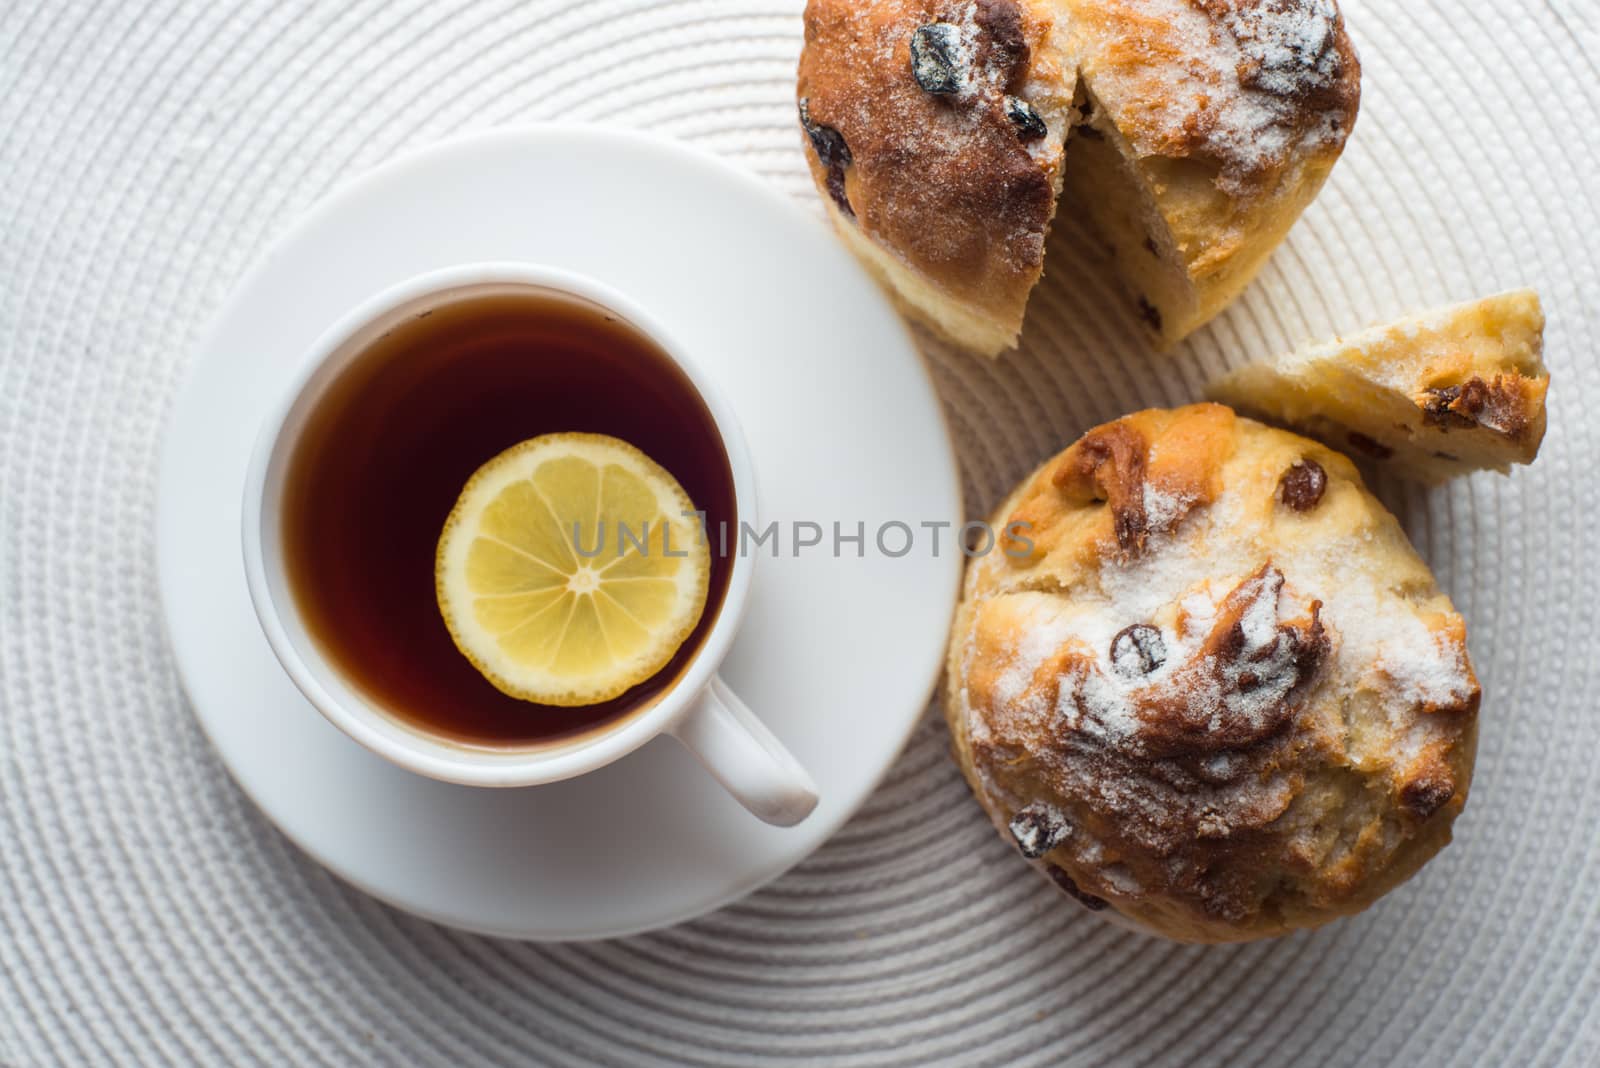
(436, 433, 710, 706)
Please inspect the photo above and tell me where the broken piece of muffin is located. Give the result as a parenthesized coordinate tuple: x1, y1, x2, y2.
(1209, 289, 1549, 483)
(796, 0, 1361, 354)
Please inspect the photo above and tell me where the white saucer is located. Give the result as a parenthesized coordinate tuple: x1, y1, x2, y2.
(156, 126, 963, 940)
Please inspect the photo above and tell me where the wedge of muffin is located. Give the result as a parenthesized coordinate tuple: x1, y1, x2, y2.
(1211, 290, 1550, 483)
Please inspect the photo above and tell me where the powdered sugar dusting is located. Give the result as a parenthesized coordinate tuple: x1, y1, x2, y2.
(992, 607, 1080, 716)
(1324, 578, 1477, 712)
(951, 2, 988, 99)
(1055, 565, 1318, 753)
(1059, 660, 1144, 742)
(1237, 569, 1281, 651)
(1217, 0, 1344, 98)
(1203, 752, 1245, 780)
(986, 482, 1473, 747)
(1008, 802, 1073, 857)
(1199, 570, 1315, 735)
(962, 449, 1476, 882)
(1142, 482, 1195, 533)
(1080, 0, 1354, 192)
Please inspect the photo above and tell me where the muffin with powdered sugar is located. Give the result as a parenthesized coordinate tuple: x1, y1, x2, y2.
(945, 405, 1479, 942)
(797, 0, 1361, 354)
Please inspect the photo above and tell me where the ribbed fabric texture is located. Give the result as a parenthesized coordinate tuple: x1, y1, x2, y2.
(3, 1, 1598, 1064)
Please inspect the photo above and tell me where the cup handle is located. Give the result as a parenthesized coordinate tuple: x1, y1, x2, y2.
(668, 676, 819, 827)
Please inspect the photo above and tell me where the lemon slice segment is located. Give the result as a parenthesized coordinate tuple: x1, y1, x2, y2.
(436, 433, 710, 706)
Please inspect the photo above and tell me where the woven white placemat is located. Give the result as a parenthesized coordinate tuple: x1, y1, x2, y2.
(3, 1, 1597, 1064)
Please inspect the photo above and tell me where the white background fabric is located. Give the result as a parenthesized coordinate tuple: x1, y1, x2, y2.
(3, 0, 1597, 1064)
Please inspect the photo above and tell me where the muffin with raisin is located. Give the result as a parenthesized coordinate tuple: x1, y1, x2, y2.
(945, 405, 1480, 942)
(797, 0, 1361, 353)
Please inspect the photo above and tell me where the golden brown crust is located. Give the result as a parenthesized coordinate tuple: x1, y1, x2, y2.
(798, 0, 1068, 336)
(798, 0, 1360, 352)
(1009, 404, 1231, 566)
(1064, 0, 1359, 343)
(946, 406, 1481, 942)
(1051, 419, 1156, 554)
(1066, 0, 1360, 192)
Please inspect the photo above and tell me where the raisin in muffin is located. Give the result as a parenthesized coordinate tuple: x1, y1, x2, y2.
(1210, 289, 1550, 483)
(797, 0, 1360, 354)
(945, 405, 1480, 943)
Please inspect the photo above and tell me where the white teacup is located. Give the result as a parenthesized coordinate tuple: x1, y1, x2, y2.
(240, 263, 819, 826)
